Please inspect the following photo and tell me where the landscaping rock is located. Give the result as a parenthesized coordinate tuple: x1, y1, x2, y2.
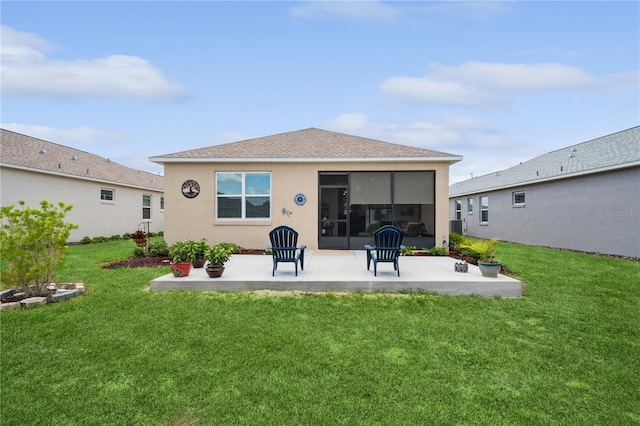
(0, 302, 22, 311)
(51, 289, 80, 303)
(20, 297, 48, 308)
(0, 289, 15, 301)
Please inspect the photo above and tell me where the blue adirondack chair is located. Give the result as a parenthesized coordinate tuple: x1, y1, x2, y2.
(268, 226, 307, 276)
(364, 225, 404, 276)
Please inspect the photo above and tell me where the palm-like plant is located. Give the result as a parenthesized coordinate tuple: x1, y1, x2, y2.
(460, 238, 500, 263)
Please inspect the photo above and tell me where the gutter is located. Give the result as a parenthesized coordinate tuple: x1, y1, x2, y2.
(0, 163, 164, 193)
(448, 161, 640, 197)
(150, 156, 464, 165)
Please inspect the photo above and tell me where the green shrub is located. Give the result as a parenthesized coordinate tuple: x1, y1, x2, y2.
(92, 236, 109, 243)
(80, 236, 93, 245)
(132, 247, 146, 258)
(109, 234, 122, 241)
(429, 247, 448, 256)
(449, 232, 464, 249)
(400, 246, 416, 256)
(122, 233, 131, 240)
(0, 200, 78, 296)
(148, 240, 169, 257)
(219, 242, 242, 254)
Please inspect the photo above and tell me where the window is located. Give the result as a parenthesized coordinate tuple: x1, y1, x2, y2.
(513, 191, 525, 207)
(480, 196, 489, 223)
(467, 198, 473, 214)
(142, 194, 151, 220)
(160, 196, 165, 211)
(216, 172, 271, 219)
(101, 188, 114, 202)
(455, 199, 462, 220)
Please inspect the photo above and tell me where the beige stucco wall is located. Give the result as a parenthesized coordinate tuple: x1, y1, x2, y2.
(0, 167, 164, 242)
(164, 160, 451, 250)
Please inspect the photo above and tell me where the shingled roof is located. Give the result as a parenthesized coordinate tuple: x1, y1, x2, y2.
(1, 129, 164, 191)
(450, 126, 640, 197)
(150, 128, 462, 164)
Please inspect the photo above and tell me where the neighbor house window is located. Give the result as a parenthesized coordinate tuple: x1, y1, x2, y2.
(467, 198, 473, 214)
(513, 191, 525, 207)
(216, 172, 271, 219)
(142, 194, 151, 220)
(455, 199, 462, 220)
(101, 188, 114, 202)
(480, 196, 489, 223)
(160, 196, 165, 211)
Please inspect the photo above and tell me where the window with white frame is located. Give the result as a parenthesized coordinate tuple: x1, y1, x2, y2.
(513, 191, 525, 207)
(101, 188, 114, 202)
(216, 172, 271, 219)
(480, 196, 489, 223)
(160, 196, 165, 211)
(142, 194, 151, 220)
(467, 198, 473, 214)
(455, 199, 462, 220)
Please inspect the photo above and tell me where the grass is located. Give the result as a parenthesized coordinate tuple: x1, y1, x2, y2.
(1, 240, 639, 425)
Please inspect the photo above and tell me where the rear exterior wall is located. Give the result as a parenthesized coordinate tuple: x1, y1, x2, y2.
(163, 160, 452, 250)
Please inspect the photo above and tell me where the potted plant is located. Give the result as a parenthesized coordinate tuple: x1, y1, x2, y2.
(205, 244, 233, 278)
(168, 240, 198, 277)
(459, 238, 502, 278)
(190, 238, 208, 268)
(131, 229, 147, 248)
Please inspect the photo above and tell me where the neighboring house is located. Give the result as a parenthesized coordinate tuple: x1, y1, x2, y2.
(0, 129, 165, 242)
(449, 126, 640, 258)
(150, 128, 462, 250)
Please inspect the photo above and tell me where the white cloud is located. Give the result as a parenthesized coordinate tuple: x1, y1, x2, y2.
(290, 1, 400, 22)
(321, 112, 546, 185)
(325, 112, 370, 131)
(381, 61, 599, 107)
(1, 123, 127, 147)
(0, 25, 190, 100)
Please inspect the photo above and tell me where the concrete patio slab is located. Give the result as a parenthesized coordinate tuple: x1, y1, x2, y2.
(149, 250, 522, 297)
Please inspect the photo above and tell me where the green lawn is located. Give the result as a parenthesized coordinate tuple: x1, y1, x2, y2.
(1, 240, 639, 425)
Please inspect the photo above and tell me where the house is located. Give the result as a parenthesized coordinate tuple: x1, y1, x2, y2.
(449, 126, 640, 258)
(0, 129, 165, 242)
(150, 128, 462, 250)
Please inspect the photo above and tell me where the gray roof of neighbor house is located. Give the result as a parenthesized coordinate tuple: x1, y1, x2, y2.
(150, 128, 462, 164)
(0, 129, 164, 191)
(449, 126, 640, 197)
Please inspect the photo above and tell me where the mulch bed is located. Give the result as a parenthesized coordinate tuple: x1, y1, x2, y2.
(103, 249, 268, 269)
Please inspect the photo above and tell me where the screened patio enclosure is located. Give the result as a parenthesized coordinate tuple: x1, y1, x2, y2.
(318, 171, 436, 250)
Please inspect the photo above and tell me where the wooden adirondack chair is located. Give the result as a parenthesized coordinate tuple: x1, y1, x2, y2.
(364, 225, 404, 276)
(268, 226, 307, 276)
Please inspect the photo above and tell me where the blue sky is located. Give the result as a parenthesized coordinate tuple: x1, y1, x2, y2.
(2, 1, 638, 184)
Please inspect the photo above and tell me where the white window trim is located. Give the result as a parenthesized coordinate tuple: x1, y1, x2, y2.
(480, 196, 489, 224)
(100, 188, 115, 204)
(467, 198, 473, 215)
(142, 194, 152, 221)
(512, 191, 526, 208)
(216, 172, 272, 220)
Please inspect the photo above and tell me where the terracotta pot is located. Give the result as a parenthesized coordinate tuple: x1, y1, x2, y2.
(170, 262, 192, 278)
(206, 265, 225, 278)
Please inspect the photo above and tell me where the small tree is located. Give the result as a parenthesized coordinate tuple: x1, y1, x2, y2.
(0, 200, 79, 297)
